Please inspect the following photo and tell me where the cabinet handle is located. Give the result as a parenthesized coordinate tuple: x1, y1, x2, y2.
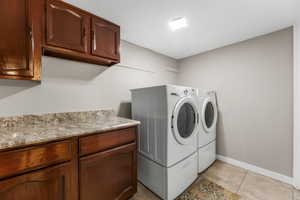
(27, 25, 34, 51)
(27, 25, 33, 39)
(82, 27, 86, 38)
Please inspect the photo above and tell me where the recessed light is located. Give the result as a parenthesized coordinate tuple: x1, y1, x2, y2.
(169, 17, 188, 31)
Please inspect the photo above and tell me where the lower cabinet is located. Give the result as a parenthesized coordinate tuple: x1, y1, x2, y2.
(80, 143, 137, 200)
(0, 126, 138, 200)
(0, 163, 73, 200)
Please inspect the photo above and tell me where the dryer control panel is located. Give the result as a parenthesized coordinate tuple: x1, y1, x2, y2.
(171, 88, 197, 97)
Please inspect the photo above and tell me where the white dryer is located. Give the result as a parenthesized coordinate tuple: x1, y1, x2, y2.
(197, 91, 218, 173)
(131, 85, 198, 200)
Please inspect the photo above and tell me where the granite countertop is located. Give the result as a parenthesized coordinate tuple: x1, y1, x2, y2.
(0, 109, 140, 151)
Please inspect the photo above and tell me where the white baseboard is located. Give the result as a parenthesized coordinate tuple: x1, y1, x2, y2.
(294, 181, 300, 190)
(216, 154, 293, 185)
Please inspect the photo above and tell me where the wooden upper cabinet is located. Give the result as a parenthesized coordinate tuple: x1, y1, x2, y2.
(0, 0, 120, 81)
(0, 163, 73, 200)
(43, 0, 120, 66)
(46, 0, 90, 53)
(91, 17, 120, 61)
(0, 0, 42, 80)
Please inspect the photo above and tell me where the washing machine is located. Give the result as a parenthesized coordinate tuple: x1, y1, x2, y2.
(131, 85, 198, 200)
(197, 91, 218, 173)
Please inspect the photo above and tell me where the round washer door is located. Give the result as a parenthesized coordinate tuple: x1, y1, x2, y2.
(201, 97, 218, 133)
(172, 97, 198, 145)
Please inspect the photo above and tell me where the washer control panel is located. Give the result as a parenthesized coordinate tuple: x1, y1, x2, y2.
(170, 87, 197, 97)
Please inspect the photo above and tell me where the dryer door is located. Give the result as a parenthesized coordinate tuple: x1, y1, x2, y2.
(172, 97, 198, 145)
(201, 97, 218, 133)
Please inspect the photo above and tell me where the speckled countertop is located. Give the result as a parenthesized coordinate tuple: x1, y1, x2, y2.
(0, 109, 140, 151)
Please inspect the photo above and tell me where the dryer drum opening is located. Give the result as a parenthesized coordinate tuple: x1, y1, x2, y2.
(177, 103, 196, 138)
(205, 102, 215, 128)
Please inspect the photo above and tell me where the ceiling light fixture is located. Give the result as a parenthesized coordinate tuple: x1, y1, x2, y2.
(169, 17, 188, 31)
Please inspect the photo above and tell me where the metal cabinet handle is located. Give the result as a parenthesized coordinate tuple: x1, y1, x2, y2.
(27, 25, 33, 39)
(27, 25, 34, 52)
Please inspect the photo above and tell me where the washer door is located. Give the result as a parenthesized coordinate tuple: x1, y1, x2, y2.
(201, 97, 218, 133)
(172, 97, 198, 145)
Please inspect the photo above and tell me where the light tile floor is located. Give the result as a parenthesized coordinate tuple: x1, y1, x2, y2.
(131, 160, 300, 200)
(294, 189, 300, 200)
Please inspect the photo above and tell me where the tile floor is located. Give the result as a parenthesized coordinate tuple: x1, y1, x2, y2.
(131, 160, 300, 200)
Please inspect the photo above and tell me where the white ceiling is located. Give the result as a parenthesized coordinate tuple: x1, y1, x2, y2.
(65, 0, 296, 59)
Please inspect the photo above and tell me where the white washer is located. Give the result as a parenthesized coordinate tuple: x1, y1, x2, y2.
(197, 91, 218, 173)
(131, 85, 198, 200)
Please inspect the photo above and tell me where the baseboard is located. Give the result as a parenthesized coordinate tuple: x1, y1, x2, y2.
(294, 181, 300, 190)
(216, 154, 293, 185)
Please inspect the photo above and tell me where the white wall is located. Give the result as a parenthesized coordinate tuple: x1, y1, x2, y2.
(178, 28, 293, 177)
(293, 3, 300, 188)
(0, 41, 178, 118)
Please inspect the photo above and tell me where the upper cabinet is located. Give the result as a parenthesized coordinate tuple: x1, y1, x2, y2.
(46, 0, 90, 53)
(0, 0, 42, 81)
(43, 0, 120, 67)
(0, 0, 120, 81)
(91, 17, 120, 61)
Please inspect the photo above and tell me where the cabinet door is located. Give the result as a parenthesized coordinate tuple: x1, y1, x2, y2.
(91, 17, 120, 61)
(80, 143, 137, 200)
(0, 163, 74, 200)
(0, 0, 40, 78)
(46, 0, 89, 53)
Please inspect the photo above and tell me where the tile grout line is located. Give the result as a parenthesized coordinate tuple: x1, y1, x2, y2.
(237, 170, 248, 194)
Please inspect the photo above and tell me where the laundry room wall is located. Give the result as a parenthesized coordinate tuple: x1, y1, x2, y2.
(0, 41, 178, 118)
(178, 27, 294, 177)
(294, 8, 300, 187)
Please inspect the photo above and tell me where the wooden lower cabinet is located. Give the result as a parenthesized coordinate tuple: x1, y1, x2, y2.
(0, 126, 137, 200)
(80, 143, 137, 200)
(0, 163, 73, 200)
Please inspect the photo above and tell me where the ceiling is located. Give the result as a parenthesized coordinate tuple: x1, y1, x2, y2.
(65, 0, 296, 59)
